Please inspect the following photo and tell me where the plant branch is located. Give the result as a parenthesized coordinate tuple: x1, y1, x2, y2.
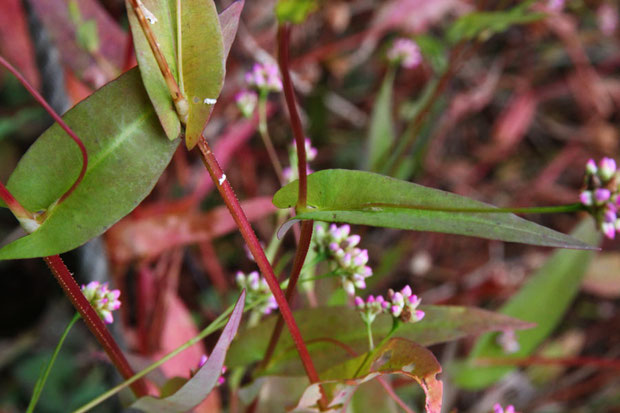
(27, 313, 80, 413)
(259, 220, 314, 370)
(258, 93, 285, 184)
(126, 0, 188, 123)
(0, 181, 34, 221)
(277, 24, 308, 209)
(44, 255, 148, 397)
(0, 55, 88, 205)
(0, 177, 144, 396)
(196, 136, 321, 386)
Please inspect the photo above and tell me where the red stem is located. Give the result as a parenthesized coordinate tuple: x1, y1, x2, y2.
(260, 220, 314, 368)
(44, 255, 149, 396)
(0, 181, 33, 220)
(277, 24, 308, 209)
(0, 55, 88, 204)
(196, 136, 320, 385)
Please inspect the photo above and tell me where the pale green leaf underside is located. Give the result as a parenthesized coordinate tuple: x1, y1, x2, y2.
(0, 69, 178, 260)
(273, 169, 595, 250)
(126, 0, 181, 141)
(131, 291, 245, 412)
(182, 0, 225, 149)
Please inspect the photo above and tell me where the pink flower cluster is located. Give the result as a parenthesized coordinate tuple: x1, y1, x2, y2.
(315, 224, 373, 295)
(244, 62, 283, 93)
(235, 90, 258, 118)
(235, 271, 278, 315)
(386, 38, 422, 69)
(355, 285, 425, 325)
(579, 157, 620, 239)
(282, 138, 318, 182)
(493, 403, 515, 413)
(80, 281, 121, 324)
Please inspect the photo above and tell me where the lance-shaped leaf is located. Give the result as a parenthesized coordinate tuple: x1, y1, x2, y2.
(273, 169, 595, 250)
(131, 290, 245, 412)
(453, 218, 600, 389)
(126, 0, 181, 141)
(292, 338, 442, 413)
(219, 0, 244, 62)
(365, 67, 395, 171)
(226, 305, 533, 375)
(181, 0, 225, 149)
(0, 69, 179, 260)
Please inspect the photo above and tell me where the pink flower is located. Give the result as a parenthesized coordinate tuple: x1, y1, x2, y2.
(81, 281, 121, 324)
(387, 38, 422, 69)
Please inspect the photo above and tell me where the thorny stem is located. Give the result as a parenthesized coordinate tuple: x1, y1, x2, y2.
(258, 93, 285, 184)
(196, 136, 321, 387)
(277, 24, 308, 209)
(260, 220, 314, 370)
(26, 313, 80, 413)
(0, 55, 88, 206)
(44, 255, 148, 397)
(126, 0, 188, 123)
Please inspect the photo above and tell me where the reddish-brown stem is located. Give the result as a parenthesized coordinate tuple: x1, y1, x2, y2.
(196, 136, 320, 385)
(260, 220, 314, 368)
(44, 255, 149, 396)
(0, 173, 145, 396)
(0, 181, 34, 220)
(277, 24, 308, 209)
(0, 55, 88, 205)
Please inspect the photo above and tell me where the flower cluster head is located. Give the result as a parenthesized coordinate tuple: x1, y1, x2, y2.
(546, 0, 565, 13)
(245, 62, 282, 93)
(579, 157, 620, 239)
(355, 285, 424, 325)
(387, 38, 422, 69)
(235, 271, 278, 315)
(282, 138, 318, 182)
(355, 295, 389, 324)
(192, 355, 226, 385)
(387, 285, 425, 323)
(598, 3, 618, 36)
(81, 281, 121, 324)
(497, 329, 520, 354)
(493, 403, 515, 413)
(235, 89, 258, 118)
(315, 224, 373, 295)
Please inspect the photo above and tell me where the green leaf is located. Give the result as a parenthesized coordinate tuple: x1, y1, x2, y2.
(0, 69, 179, 260)
(293, 338, 442, 413)
(414, 35, 447, 73)
(452, 218, 600, 389)
(131, 291, 245, 412)
(219, 0, 244, 62)
(365, 67, 395, 172)
(226, 305, 533, 375)
(126, 0, 181, 141)
(181, 0, 225, 149)
(273, 169, 596, 250)
(447, 1, 544, 44)
(275, 0, 318, 24)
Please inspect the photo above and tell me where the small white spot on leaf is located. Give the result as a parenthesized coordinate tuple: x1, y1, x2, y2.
(204, 98, 217, 105)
